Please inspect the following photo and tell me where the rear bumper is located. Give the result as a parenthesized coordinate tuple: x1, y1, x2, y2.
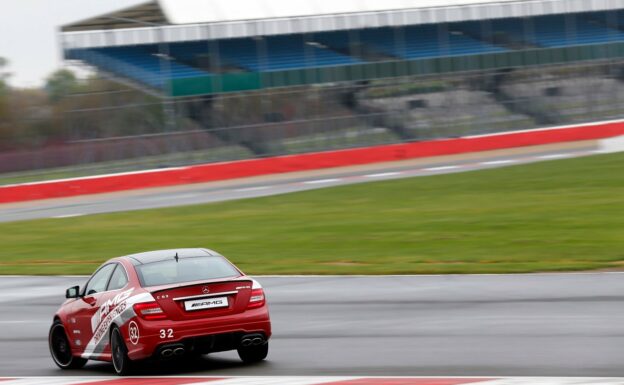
(124, 307, 271, 360)
(153, 331, 267, 359)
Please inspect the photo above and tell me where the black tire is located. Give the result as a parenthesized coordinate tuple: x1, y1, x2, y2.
(111, 326, 134, 376)
(49, 320, 87, 370)
(237, 341, 269, 363)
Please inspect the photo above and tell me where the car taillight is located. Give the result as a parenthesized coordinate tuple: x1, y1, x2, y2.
(247, 288, 265, 309)
(133, 302, 166, 320)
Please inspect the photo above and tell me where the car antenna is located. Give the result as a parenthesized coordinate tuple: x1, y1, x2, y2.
(174, 252, 179, 263)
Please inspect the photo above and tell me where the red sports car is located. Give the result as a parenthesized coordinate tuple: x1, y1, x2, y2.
(48, 248, 271, 375)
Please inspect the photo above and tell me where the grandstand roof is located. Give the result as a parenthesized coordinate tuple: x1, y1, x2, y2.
(62, 0, 624, 48)
(62, 2, 166, 32)
(158, 0, 543, 25)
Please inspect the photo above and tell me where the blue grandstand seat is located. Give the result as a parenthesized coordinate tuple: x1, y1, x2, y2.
(67, 46, 209, 88)
(530, 16, 624, 47)
(317, 26, 506, 60)
(214, 35, 361, 72)
(458, 15, 624, 48)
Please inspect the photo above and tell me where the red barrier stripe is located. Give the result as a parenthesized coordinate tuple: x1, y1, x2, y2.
(80, 378, 222, 385)
(320, 379, 491, 385)
(1, 120, 623, 204)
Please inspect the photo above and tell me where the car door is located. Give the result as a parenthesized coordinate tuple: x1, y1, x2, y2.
(71, 263, 117, 354)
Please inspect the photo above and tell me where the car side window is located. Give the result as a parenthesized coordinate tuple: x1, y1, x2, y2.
(107, 264, 128, 291)
(84, 264, 116, 296)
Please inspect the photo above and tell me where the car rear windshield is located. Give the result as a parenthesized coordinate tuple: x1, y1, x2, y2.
(135, 256, 241, 287)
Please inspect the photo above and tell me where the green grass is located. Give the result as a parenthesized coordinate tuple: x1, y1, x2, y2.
(1, 152, 623, 275)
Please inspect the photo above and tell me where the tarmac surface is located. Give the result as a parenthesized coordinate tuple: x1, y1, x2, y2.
(0, 273, 622, 377)
(0, 141, 601, 223)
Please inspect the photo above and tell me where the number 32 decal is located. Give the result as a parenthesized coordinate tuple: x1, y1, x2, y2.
(159, 328, 174, 339)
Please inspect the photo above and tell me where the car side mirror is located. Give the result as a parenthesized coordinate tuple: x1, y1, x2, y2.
(66, 286, 81, 299)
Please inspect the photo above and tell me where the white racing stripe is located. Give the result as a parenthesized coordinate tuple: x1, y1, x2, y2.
(81, 290, 153, 359)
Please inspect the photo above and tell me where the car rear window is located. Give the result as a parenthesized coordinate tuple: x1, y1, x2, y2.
(135, 256, 241, 287)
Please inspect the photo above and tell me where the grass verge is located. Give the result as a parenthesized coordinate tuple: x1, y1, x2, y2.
(1, 152, 623, 275)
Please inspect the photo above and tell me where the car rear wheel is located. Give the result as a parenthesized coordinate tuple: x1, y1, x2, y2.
(237, 341, 269, 363)
(49, 320, 87, 370)
(111, 326, 134, 376)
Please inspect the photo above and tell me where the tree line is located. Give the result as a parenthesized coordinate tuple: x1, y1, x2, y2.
(0, 58, 165, 152)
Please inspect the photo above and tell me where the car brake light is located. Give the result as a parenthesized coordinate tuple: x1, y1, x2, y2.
(247, 288, 265, 309)
(133, 302, 167, 320)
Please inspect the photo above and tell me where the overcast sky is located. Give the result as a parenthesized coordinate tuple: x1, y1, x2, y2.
(0, 0, 145, 88)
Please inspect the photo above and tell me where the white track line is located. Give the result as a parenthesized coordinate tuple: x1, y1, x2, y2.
(481, 160, 517, 166)
(536, 153, 573, 160)
(52, 214, 84, 219)
(1, 167, 188, 188)
(422, 165, 461, 172)
(364, 172, 403, 178)
(235, 186, 270, 192)
(303, 178, 341, 184)
(146, 193, 199, 202)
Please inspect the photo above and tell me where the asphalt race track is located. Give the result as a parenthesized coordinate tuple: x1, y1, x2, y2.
(0, 274, 623, 377)
(0, 142, 601, 223)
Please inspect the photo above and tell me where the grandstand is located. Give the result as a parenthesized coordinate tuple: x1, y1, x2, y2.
(20, 0, 622, 172)
(62, 1, 624, 93)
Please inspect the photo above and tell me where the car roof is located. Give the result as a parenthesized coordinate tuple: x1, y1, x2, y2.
(122, 248, 220, 265)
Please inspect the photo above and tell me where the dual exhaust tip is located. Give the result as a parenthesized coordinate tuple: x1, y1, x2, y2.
(241, 336, 265, 347)
(159, 335, 265, 357)
(161, 347, 185, 357)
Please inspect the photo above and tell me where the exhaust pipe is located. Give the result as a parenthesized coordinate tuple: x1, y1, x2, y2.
(241, 334, 266, 347)
(161, 349, 173, 358)
(173, 347, 185, 356)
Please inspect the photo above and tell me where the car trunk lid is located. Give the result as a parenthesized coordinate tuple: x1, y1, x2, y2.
(149, 278, 253, 320)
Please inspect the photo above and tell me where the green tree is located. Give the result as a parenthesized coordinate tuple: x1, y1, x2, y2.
(0, 57, 9, 96)
(45, 68, 78, 102)
(0, 57, 12, 145)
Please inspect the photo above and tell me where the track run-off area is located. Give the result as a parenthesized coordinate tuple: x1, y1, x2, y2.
(0, 274, 623, 378)
(0, 141, 605, 223)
